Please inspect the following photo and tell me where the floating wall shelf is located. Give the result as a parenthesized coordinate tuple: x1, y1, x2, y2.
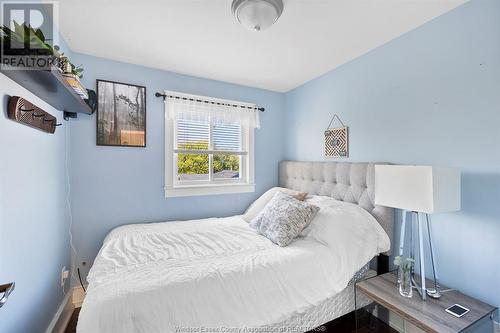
(1, 66, 93, 115)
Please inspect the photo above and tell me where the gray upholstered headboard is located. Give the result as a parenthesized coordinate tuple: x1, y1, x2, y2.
(279, 161, 394, 255)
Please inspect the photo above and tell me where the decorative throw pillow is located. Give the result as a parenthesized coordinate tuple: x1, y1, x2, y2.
(249, 191, 319, 247)
(242, 187, 308, 223)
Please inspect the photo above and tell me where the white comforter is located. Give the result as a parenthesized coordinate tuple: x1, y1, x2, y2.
(77, 196, 390, 333)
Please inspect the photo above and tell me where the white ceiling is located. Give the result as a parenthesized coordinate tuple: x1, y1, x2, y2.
(59, 0, 467, 92)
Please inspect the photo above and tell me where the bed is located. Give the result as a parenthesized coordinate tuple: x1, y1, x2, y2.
(77, 161, 394, 333)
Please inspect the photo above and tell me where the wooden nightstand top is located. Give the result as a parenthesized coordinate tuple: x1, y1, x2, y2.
(356, 272, 497, 333)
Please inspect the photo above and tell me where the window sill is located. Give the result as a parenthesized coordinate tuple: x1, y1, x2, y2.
(164, 183, 255, 198)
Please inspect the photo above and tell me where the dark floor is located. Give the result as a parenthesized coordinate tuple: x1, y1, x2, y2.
(65, 307, 397, 333)
(64, 307, 80, 333)
(314, 310, 398, 333)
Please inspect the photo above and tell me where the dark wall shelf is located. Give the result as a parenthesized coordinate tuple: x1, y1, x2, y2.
(1, 66, 92, 115)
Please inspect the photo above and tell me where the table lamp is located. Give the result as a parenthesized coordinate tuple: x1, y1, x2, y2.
(375, 165, 461, 300)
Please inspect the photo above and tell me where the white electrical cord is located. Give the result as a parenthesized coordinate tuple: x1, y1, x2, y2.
(64, 122, 82, 295)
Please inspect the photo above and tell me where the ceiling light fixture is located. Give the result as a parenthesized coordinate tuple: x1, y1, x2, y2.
(231, 0, 284, 32)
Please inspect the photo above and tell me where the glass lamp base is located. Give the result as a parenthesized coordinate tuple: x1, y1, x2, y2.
(426, 288, 442, 299)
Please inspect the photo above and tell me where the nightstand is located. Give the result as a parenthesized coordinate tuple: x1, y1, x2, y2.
(355, 271, 498, 333)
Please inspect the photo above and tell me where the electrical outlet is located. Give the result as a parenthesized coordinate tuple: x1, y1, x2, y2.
(61, 266, 70, 288)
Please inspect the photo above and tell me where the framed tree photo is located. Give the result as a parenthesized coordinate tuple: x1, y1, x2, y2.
(96, 79, 146, 147)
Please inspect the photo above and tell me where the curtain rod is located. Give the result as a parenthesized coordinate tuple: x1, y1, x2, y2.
(155, 92, 265, 112)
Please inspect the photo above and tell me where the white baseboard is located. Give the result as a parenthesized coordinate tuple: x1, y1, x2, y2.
(45, 292, 73, 333)
(45, 286, 87, 333)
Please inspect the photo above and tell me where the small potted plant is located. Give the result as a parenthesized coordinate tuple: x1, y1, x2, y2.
(57, 54, 71, 73)
(394, 255, 414, 298)
(0, 21, 84, 76)
(1, 21, 56, 55)
(70, 63, 84, 79)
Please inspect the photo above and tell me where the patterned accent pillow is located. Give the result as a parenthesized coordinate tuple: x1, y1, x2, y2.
(249, 191, 320, 247)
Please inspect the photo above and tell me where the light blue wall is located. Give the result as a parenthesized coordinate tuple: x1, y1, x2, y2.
(0, 77, 71, 332)
(69, 53, 286, 279)
(285, 0, 500, 310)
(0, 3, 73, 332)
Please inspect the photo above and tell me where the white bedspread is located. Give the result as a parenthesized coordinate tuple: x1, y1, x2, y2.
(77, 197, 390, 333)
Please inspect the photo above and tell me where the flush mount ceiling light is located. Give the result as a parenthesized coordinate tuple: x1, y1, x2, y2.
(231, 0, 284, 31)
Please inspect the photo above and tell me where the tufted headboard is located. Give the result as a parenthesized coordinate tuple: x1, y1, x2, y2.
(279, 161, 394, 255)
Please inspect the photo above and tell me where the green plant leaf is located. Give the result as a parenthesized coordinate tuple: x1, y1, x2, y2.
(34, 28, 45, 42)
(13, 21, 23, 36)
(23, 23, 31, 41)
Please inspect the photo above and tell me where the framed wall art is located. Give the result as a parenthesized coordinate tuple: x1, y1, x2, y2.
(96, 79, 146, 147)
(324, 114, 348, 158)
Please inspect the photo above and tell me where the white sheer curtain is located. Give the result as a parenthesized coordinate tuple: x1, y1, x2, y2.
(165, 95, 260, 129)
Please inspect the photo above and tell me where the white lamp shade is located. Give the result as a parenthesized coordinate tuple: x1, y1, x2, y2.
(375, 165, 461, 214)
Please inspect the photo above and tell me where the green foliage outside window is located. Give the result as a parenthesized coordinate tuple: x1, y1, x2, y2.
(177, 142, 239, 175)
(213, 154, 239, 173)
(177, 153, 209, 174)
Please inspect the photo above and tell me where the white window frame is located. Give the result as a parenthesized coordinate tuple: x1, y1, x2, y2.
(164, 91, 256, 197)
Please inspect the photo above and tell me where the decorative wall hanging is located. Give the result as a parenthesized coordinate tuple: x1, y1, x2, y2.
(96, 79, 146, 147)
(7, 96, 61, 134)
(324, 114, 348, 158)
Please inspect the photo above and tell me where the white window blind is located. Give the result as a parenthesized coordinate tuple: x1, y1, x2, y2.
(213, 123, 241, 151)
(174, 120, 245, 155)
(176, 119, 209, 150)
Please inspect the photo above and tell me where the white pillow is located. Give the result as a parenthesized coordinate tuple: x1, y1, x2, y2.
(242, 187, 308, 223)
(304, 195, 390, 254)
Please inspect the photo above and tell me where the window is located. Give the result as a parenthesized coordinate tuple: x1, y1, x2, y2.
(164, 91, 259, 197)
(175, 120, 242, 182)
